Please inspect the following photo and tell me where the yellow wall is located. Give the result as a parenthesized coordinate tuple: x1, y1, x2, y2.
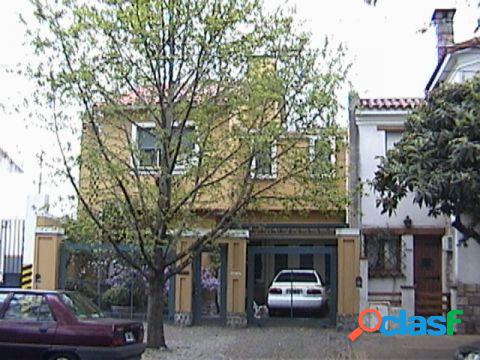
(79, 111, 347, 216)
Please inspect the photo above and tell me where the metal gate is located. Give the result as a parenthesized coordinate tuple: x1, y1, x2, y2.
(247, 245, 337, 327)
(0, 219, 25, 287)
(192, 245, 228, 325)
(58, 241, 175, 321)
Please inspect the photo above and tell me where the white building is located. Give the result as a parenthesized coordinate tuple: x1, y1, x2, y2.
(0, 148, 27, 219)
(349, 8, 480, 326)
(349, 96, 449, 321)
(425, 9, 480, 334)
(0, 147, 49, 270)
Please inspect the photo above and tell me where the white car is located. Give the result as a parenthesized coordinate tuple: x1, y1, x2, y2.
(267, 269, 327, 315)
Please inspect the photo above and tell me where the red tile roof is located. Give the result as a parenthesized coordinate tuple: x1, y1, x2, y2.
(358, 98, 423, 110)
(426, 36, 480, 92)
(446, 36, 480, 55)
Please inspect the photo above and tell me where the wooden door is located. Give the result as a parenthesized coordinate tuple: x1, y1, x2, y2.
(414, 235, 442, 316)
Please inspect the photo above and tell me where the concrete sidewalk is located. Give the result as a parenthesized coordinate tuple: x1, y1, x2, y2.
(353, 333, 480, 359)
(142, 324, 480, 359)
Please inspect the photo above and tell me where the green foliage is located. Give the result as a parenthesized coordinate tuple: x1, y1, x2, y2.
(373, 75, 480, 244)
(101, 286, 131, 307)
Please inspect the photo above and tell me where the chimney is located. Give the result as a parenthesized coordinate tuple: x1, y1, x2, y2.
(431, 9, 456, 64)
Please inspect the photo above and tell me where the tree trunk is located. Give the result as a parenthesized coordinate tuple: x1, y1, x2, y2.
(146, 274, 167, 349)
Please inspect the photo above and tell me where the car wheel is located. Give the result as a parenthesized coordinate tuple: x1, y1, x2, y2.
(47, 352, 78, 360)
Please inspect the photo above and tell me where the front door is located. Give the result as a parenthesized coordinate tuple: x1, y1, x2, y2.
(414, 235, 442, 316)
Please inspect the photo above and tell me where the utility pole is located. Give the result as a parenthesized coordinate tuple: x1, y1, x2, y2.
(37, 150, 44, 195)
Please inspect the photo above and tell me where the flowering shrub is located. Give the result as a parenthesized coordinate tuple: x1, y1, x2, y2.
(201, 267, 220, 291)
(105, 261, 170, 294)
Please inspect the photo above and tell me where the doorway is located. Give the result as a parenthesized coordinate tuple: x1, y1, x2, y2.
(247, 245, 337, 327)
(414, 235, 442, 316)
(192, 245, 228, 324)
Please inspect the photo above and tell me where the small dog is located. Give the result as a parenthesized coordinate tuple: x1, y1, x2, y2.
(253, 301, 269, 326)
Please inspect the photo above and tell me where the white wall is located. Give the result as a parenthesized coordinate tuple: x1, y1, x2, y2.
(356, 112, 445, 229)
(444, 49, 480, 84)
(0, 158, 27, 219)
(0, 155, 50, 265)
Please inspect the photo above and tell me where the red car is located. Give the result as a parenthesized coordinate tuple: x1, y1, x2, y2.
(0, 288, 146, 360)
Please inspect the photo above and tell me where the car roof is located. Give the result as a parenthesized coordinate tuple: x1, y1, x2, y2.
(277, 269, 317, 273)
(0, 288, 65, 295)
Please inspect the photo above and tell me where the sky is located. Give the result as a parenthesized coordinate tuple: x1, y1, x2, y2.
(0, 0, 478, 216)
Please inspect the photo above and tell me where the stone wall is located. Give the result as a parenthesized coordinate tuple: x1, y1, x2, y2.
(457, 283, 480, 334)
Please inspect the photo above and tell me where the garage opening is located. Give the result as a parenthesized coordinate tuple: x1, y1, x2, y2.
(247, 244, 337, 327)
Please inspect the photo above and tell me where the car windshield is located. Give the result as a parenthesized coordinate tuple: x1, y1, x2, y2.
(275, 272, 318, 283)
(0, 293, 9, 305)
(60, 292, 104, 320)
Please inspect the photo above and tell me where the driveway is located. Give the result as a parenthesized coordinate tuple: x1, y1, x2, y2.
(142, 324, 480, 359)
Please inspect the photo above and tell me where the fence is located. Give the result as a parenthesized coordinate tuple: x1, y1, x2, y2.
(58, 241, 175, 321)
(0, 219, 25, 287)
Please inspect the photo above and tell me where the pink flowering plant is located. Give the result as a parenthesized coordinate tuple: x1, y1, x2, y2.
(201, 267, 220, 291)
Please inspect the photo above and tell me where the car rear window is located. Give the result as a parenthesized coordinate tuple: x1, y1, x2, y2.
(276, 272, 318, 283)
(60, 292, 104, 320)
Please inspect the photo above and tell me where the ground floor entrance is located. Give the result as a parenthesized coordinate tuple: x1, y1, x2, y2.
(192, 245, 228, 325)
(414, 235, 443, 316)
(246, 244, 337, 327)
(173, 226, 360, 327)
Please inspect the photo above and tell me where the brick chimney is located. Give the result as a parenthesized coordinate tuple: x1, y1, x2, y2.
(431, 9, 456, 64)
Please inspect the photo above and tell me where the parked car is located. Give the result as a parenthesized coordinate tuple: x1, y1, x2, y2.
(267, 269, 328, 316)
(0, 288, 145, 360)
(454, 341, 480, 360)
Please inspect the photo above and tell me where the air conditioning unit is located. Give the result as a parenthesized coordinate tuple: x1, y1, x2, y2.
(442, 235, 454, 252)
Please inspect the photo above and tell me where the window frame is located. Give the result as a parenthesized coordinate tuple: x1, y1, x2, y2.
(308, 135, 336, 179)
(2, 293, 55, 322)
(251, 142, 277, 180)
(364, 233, 403, 278)
(384, 130, 402, 154)
(131, 121, 199, 175)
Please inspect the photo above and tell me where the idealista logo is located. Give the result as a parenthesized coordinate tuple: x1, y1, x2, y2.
(348, 308, 463, 341)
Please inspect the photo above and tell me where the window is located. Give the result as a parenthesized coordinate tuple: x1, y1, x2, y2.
(364, 233, 403, 277)
(60, 292, 104, 320)
(309, 136, 335, 178)
(3, 294, 53, 321)
(172, 126, 197, 171)
(251, 143, 277, 179)
(385, 131, 401, 153)
(276, 272, 317, 283)
(136, 125, 158, 167)
(132, 122, 197, 172)
(0, 293, 9, 305)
